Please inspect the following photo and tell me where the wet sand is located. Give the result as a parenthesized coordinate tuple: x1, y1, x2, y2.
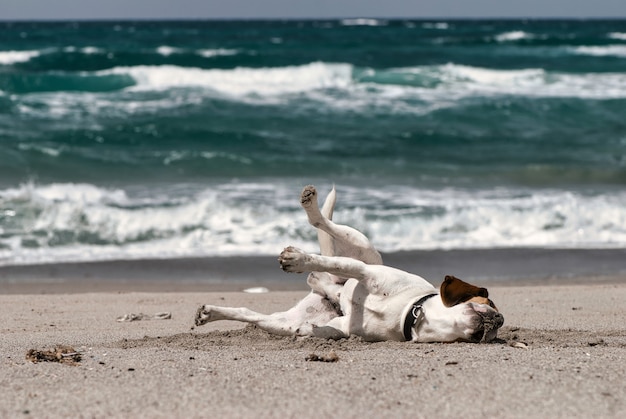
(1, 247, 625, 293)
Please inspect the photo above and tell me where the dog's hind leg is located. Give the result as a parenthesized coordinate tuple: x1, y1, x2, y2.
(301, 185, 382, 265)
(195, 291, 338, 337)
(194, 304, 302, 336)
(307, 271, 344, 307)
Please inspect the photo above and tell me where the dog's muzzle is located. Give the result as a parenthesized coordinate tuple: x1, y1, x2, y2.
(472, 308, 504, 343)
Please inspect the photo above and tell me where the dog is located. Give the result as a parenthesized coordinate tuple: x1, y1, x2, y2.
(195, 185, 503, 343)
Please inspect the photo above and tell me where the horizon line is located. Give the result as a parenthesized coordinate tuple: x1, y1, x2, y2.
(2, 16, 626, 23)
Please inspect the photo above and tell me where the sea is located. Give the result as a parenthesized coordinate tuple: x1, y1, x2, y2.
(1, 19, 626, 270)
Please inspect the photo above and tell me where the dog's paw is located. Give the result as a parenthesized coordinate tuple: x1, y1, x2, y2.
(195, 305, 215, 326)
(301, 185, 325, 226)
(300, 185, 317, 208)
(278, 246, 308, 273)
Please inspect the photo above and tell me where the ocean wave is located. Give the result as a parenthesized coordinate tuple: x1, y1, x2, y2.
(1, 182, 626, 266)
(494, 31, 533, 42)
(1, 71, 135, 94)
(364, 188, 626, 252)
(5, 62, 626, 122)
(63, 46, 105, 54)
(0, 50, 40, 65)
(608, 32, 626, 41)
(156, 46, 183, 56)
(422, 22, 450, 30)
(6, 62, 626, 120)
(354, 64, 626, 102)
(1, 44, 240, 70)
(156, 46, 239, 57)
(97, 62, 626, 102)
(197, 48, 239, 58)
(17, 143, 63, 157)
(571, 45, 626, 57)
(102, 62, 353, 96)
(340, 18, 387, 27)
(0, 182, 302, 266)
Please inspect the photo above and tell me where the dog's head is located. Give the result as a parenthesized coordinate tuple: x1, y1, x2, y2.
(439, 275, 502, 342)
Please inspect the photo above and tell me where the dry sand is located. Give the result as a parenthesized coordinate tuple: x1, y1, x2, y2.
(1, 280, 626, 418)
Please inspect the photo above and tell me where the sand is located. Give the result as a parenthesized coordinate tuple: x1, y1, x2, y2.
(1, 279, 626, 418)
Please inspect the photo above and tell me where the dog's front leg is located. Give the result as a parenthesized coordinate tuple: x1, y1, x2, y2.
(279, 246, 368, 280)
(280, 246, 433, 297)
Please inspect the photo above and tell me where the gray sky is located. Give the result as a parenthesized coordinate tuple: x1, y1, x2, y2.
(1, 0, 625, 21)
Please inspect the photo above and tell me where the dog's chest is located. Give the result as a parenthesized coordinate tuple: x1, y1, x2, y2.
(340, 279, 436, 339)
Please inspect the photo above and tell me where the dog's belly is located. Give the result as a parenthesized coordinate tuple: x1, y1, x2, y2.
(290, 291, 340, 327)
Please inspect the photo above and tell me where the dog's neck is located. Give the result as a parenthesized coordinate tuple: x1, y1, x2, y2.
(402, 293, 438, 341)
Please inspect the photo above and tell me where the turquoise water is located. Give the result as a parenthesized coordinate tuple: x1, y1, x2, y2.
(1, 19, 626, 265)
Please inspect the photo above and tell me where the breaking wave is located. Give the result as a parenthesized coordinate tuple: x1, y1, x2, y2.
(1, 182, 625, 266)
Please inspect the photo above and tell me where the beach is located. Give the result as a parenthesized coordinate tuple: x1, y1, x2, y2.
(2, 18, 626, 418)
(1, 256, 626, 418)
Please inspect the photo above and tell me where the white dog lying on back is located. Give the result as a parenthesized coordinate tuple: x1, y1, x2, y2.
(195, 185, 503, 343)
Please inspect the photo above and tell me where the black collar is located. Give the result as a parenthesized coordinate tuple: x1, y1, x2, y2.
(403, 293, 437, 341)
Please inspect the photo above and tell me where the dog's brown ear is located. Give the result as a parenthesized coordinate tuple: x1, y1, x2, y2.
(440, 275, 489, 307)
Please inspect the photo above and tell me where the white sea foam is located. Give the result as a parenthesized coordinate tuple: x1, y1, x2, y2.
(405, 64, 626, 100)
(197, 48, 239, 58)
(0, 50, 40, 65)
(159, 46, 239, 57)
(438, 64, 545, 88)
(156, 46, 182, 56)
(322, 63, 626, 115)
(340, 18, 387, 27)
(15, 87, 205, 122)
(0, 182, 304, 266)
(82, 46, 104, 54)
(1, 182, 626, 266)
(104, 62, 353, 97)
(100, 63, 626, 105)
(571, 45, 626, 57)
(422, 22, 449, 30)
(361, 188, 626, 251)
(17, 143, 62, 157)
(494, 31, 532, 42)
(11, 61, 626, 122)
(608, 32, 626, 41)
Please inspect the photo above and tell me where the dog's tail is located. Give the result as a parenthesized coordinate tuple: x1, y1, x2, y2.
(321, 184, 336, 220)
(318, 185, 336, 256)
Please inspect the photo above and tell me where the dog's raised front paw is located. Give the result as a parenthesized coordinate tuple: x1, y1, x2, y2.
(278, 246, 308, 273)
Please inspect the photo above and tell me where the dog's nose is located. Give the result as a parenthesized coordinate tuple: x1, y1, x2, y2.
(492, 312, 504, 329)
(477, 308, 504, 330)
(479, 311, 504, 342)
(469, 303, 504, 342)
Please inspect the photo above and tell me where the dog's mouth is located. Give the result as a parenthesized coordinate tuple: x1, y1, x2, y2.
(467, 304, 504, 343)
(477, 311, 504, 342)
(469, 328, 487, 343)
